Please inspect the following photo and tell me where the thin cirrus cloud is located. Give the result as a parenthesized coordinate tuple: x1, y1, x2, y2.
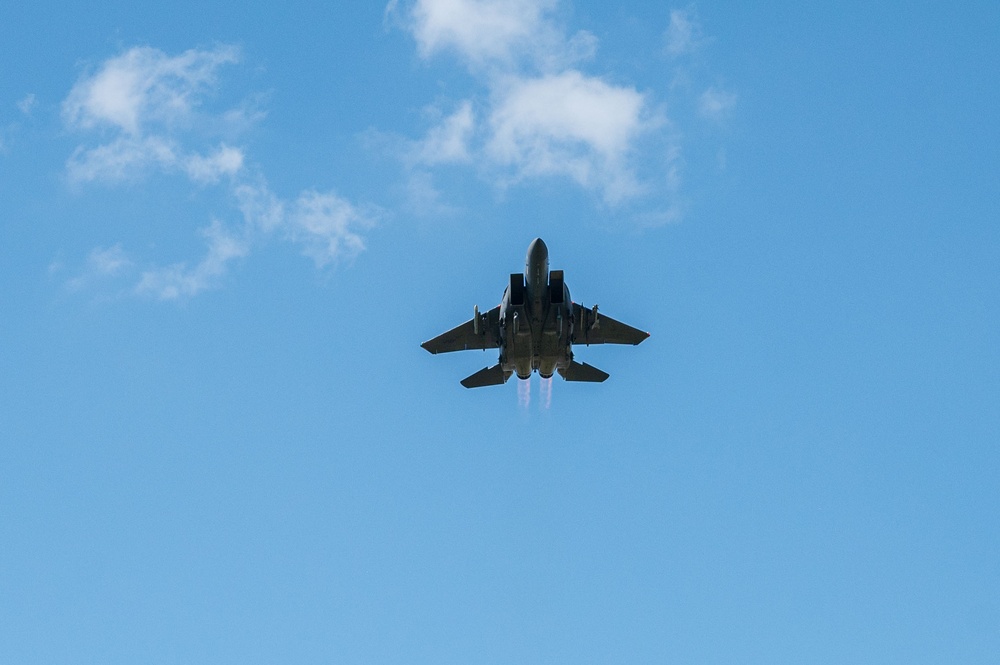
(62, 45, 376, 300)
(388, 0, 721, 214)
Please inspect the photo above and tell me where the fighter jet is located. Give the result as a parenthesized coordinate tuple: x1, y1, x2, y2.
(421, 238, 650, 388)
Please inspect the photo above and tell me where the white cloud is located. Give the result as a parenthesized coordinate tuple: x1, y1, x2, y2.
(184, 144, 245, 183)
(234, 181, 286, 233)
(66, 138, 244, 185)
(487, 71, 649, 201)
(698, 86, 736, 120)
(119, 181, 375, 300)
(488, 72, 645, 163)
(63, 45, 247, 188)
(412, 101, 474, 164)
(63, 45, 239, 135)
(288, 190, 373, 268)
(135, 219, 249, 300)
(61, 45, 375, 301)
(410, 0, 549, 63)
(664, 8, 703, 57)
(404, 0, 593, 71)
(235, 181, 377, 265)
(392, 0, 671, 207)
(66, 136, 178, 183)
(66, 244, 134, 292)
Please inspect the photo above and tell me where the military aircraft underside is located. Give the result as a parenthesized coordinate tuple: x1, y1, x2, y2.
(421, 238, 650, 388)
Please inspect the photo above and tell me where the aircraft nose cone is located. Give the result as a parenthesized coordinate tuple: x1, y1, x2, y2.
(527, 237, 548, 262)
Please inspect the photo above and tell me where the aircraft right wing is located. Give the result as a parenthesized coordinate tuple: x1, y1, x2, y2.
(571, 303, 650, 346)
(421, 305, 501, 354)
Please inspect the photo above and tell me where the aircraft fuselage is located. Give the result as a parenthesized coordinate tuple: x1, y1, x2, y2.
(500, 238, 572, 379)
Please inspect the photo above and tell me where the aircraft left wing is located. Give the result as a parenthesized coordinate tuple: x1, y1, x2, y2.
(572, 303, 650, 346)
(421, 305, 502, 354)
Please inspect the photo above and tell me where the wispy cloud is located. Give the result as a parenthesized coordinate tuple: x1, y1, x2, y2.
(66, 244, 134, 292)
(664, 7, 705, 57)
(79, 179, 379, 302)
(184, 144, 245, 183)
(62, 45, 375, 300)
(135, 219, 249, 300)
(63, 45, 239, 135)
(233, 181, 376, 267)
(288, 190, 372, 268)
(410, 100, 475, 165)
(63, 46, 246, 186)
(66, 136, 179, 183)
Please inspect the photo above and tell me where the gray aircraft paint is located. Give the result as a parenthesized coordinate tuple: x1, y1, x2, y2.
(421, 238, 649, 388)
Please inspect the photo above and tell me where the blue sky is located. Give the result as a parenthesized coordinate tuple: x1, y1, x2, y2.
(1, 1, 998, 663)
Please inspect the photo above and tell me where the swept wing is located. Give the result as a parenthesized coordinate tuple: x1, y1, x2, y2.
(572, 303, 650, 346)
(421, 305, 501, 354)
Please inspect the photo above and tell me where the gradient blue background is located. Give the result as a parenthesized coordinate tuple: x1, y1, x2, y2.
(1, 2, 998, 663)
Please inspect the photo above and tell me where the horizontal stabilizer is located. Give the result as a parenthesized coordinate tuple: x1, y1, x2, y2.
(461, 364, 511, 388)
(558, 361, 609, 383)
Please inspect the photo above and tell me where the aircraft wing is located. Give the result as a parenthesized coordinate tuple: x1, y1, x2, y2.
(421, 305, 501, 354)
(572, 303, 650, 346)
